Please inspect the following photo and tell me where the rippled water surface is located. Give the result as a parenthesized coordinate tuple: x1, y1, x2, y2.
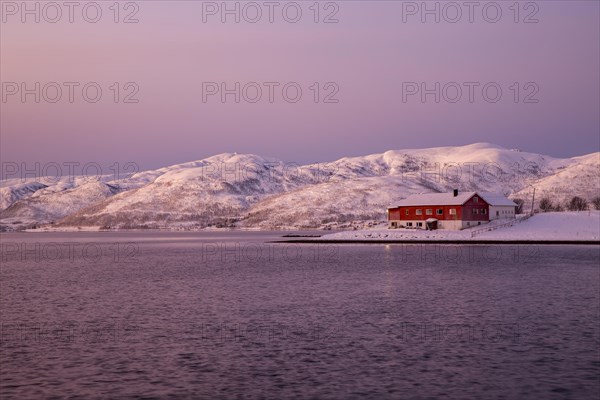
(1, 232, 599, 399)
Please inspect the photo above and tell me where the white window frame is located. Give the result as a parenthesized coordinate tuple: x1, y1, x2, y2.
(449, 208, 456, 215)
(426, 209, 433, 215)
(436, 209, 443, 215)
(416, 209, 422, 215)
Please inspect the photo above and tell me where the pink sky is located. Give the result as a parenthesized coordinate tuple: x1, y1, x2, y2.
(1, 1, 599, 170)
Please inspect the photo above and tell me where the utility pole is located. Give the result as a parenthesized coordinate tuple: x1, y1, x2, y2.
(530, 187, 536, 216)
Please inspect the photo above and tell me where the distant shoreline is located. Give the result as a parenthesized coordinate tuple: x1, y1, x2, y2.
(274, 239, 600, 245)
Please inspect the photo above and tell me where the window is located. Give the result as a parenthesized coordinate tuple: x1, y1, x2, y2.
(417, 222, 423, 227)
(483, 209, 487, 215)
(449, 209, 456, 215)
(474, 197, 479, 203)
(436, 209, 443, 215)
(407, 222, 413, 227)
(426, 209, 432, 215)
(405, 209, 409, 216)
(416, 209, 422, 215)
(496, 211, 499, 216)
(473, 209, 478, 215)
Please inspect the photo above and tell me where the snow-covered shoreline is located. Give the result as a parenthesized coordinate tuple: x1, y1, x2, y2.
(2, 212, 599, 244)
(315, 212, 600, 242)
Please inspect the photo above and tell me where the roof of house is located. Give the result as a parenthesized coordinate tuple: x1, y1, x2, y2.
(388, 191, 516, 208)
(478, 192, 517, 207)
(391, 192, 478, 207)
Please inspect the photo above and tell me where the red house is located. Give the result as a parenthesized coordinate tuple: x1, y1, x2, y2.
(387, 190, 491, 230)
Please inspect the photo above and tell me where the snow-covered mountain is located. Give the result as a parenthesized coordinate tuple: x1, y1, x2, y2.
(1, 143, 598, 231)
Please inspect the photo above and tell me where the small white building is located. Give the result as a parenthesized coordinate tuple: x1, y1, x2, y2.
(479, 192, 518, 220)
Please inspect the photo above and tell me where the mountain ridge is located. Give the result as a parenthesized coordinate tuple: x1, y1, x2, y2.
(1, 143, 598, 231)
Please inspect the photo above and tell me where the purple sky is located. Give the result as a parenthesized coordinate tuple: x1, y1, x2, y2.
(1, 1, 599, 171)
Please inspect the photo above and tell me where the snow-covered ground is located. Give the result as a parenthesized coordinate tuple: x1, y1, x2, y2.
(318, 212, 600, 241)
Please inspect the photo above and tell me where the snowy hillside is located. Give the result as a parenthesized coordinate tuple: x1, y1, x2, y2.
(0, 182, 48, 211)
(53, 153, 324, 229)
(512, 152, 599, 208)
(1, 143, 598, 231)
(0, 182, 121, 229)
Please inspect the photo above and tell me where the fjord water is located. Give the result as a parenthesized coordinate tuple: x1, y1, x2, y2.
(1, 232, 598, 399)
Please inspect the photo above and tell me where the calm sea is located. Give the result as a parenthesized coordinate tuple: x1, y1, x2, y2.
(1, 232, 599, 399)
